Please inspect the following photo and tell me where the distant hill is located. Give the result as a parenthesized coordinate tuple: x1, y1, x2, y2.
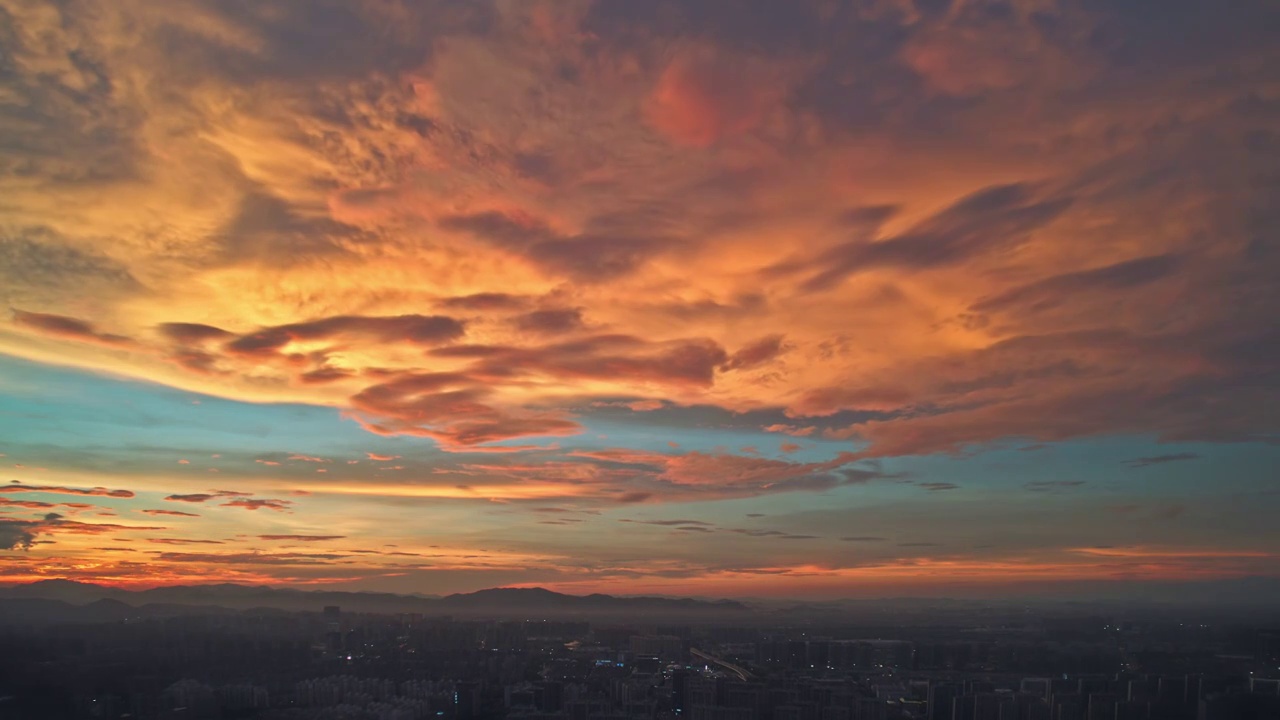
(5, 578, 1271, 627)
(0, 581, 749, 623)
(0, 580, 441, 614)
(438, 586, 748, 613)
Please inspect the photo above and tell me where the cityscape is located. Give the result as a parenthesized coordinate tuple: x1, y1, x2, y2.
(1, 583, 1278, 719)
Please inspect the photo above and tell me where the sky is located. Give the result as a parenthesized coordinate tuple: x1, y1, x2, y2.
(0, 0, 1277, 599)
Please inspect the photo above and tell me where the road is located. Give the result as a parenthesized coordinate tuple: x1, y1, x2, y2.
(689, 647, 755, 681)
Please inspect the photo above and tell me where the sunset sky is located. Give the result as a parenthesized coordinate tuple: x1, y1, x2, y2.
(0, 0, 1277, 599)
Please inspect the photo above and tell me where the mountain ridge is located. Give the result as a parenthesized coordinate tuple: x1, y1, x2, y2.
(0, 580, 750, 619)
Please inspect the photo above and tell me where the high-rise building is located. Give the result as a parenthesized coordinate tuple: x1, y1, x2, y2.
(928, 682, 959, 720)
(673, 670, 689, 715)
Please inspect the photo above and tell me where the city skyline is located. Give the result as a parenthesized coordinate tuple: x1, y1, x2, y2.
(1, 0, 1278, 599)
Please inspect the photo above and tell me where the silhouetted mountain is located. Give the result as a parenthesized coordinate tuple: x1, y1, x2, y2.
(4, 578, 1272, 627)
(0, 598, 82, 625)
(1, 578, 121, 604)
(438, 587, 749, 614)
(441, 587, 563, 606)
(0, 581, 748, 620)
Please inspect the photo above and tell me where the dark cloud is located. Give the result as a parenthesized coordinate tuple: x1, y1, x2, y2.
(438, 211, 668, 281)
(139, 509, 200, 517)
(728, 528, 820, 540)
(222, 498, 293, 512)
(458, 335, 730, 388)
(153, 551, 349, 565)
(617, 492, 653, 504)
(11, 310, 132, 346)
(1122, 453, 1201, 468)
(438, 293, 529, 312)
(0, 498, 93, 510)
(512, 151, 557, 183)
(37, 516, 166, 536)
(0, 231, 140, 307)
(225, 314, 465, 357)
(918, 482, 960, 492)
(349, 371, 581, 447)
(1024, 480, 1087, 492)
(721, 335, 787, 371)
(570, 447, 884, 500)
(168, 348, 223, 374)
(620, 519, 715, 527)
(299, 367, 354, 384)
(840, 536, 888, 542)
(165, 493, 219, 503)
(648, 293, 767, 323)
(512, 308, 585, 335)
(822, 311, 1280, 456)
(157, 322, 232, 343)
(584, 0, 835, 56)
(795, 184, 1072, 292)
(350, 332, 747, 445)
(1, 483, 134, 499)
(0, 498, 53, 509)
(1086, 0, 1280, 76)
(258, 534, 345, 541)
(217, 190, 370, 264)
(164, 490, 251, 503)
(973, 254, 1182, 314)
(152, 0, 491, 83)
(0, 519, 37, 551)
(0, 2, 143, 187)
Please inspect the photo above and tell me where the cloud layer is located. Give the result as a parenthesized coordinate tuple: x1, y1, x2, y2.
(0, 0, 1277, 595)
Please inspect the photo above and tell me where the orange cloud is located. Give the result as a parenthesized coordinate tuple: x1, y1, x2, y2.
(1068, 547, 1274, 559)
(763, 425, 817, 437)
(0, 0, 1276, 597)
(0, 498, 95, 510)
(646, 47, 784, 147)
(39, 518, 167, 536)
(348, 371, 582, 448)
(288, 454, 330, 463)
(1, 483, 134, 499)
